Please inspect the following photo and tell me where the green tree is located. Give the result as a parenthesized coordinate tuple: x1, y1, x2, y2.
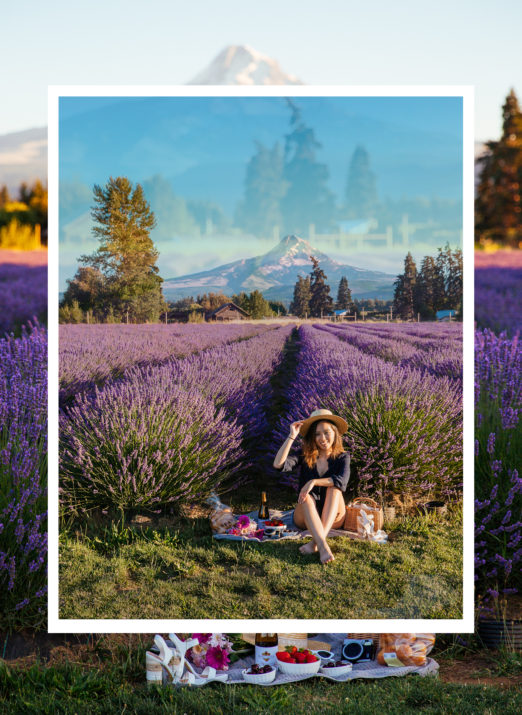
(235, 142, 287, 236)
(393, 252, 417, 320)
(59, 300, 84, 324)
(344, 145, 378, 218)
(268, 300, 287, 316)
(413, 255, 438, 319)
(289, 275, 311, 318)
(0, 185, 10, 208)
(435, 243, 462, 313)
(476, 89, 522, 247)
(281, 100, 336, 235)
(62, 266, 106, 314)
(335, 276, 353, 312)
(80, 176, 164, 322)
(246, 290, 274, 319)
(309, 255, 333, 318)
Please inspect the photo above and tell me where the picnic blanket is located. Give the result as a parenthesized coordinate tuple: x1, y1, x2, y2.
(212, 509, 388, 543)
(161, 633, 438, 686)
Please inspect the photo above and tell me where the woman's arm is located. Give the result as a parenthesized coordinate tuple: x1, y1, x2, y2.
(298, 477, 335, 503)
(273, 420, 304, 469)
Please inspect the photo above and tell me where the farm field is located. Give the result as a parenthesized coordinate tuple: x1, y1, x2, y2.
(475, 249, 522, 336)
(0, 249, 47, 334)
(59, 320, 463, 619)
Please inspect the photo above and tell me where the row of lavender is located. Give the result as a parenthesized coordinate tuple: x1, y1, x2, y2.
(60, 325, 294, 514)
(0, 325, 47, 629)
(59, 322, 275, 401)
(273, 324, 463, 502)
(314, 322, 462, 382)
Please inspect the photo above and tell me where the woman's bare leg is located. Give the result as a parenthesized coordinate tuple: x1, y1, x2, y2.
(321, 487, 345, 535)
(295, 496, 334, 563)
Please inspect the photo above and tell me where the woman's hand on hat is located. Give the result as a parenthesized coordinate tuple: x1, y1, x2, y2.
(298, 480, 315, 503)
(289, 421, 303, 440)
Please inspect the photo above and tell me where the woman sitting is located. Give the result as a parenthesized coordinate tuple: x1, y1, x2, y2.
(273, 409, 350, 564)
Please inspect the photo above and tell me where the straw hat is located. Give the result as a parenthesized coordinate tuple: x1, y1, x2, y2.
(299, 409, 347, 437)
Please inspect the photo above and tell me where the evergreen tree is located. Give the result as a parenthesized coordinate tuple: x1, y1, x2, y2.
(435, 243, 462, 312)
(344, 145, 378, 218)
(289, 275, 311, 318)
(393, 252, 417, 320)
(235, 142, 286, 236)
(335, 276, 353, 312)
(281, 100, 336, 235)
(413, 255, 437, 319)
(309, 255, 333, 318)
(80, 176, 164, 322)
(0, 185, 10, 208)
(476, 89, 522, 247)
(247, 290, 274, 319)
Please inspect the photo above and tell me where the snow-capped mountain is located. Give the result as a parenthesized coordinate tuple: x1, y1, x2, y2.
(188, 44, 302, 85)
(163, 234, 395, 303)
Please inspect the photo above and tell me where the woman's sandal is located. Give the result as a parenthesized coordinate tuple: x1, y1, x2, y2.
(168, 633, 228, 685)
(146, 634, 199, 686)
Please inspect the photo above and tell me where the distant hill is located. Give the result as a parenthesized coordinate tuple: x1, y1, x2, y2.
(0, 127, 47, 193)
(163, 234, 396, 303)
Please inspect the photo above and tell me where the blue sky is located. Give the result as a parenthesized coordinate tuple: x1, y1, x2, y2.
(1, 0, 521, 140)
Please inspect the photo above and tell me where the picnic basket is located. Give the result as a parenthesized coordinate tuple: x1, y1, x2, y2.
(344, 497, 384, 532)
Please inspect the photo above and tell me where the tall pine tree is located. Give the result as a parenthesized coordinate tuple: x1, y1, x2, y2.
(476, 89, 522, 247)
(344, 145, 378, 218)
(413, 255, 437, 319)
(289, 275, 311, 318)
(336, 276, 353, 312)
(235, 141, 287, 236)
(393, 252, 417, 320)
(80, 176, 164, 322)
(309, 255, 333, 317)
(281, 100, 336, 235)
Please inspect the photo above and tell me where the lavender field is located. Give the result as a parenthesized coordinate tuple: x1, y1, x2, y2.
(474, 251, 522, 612)
(59, 320, 463, 517)
(0, 250, 47, 334)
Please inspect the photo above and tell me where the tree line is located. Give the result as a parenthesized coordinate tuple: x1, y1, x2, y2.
(392, 244, 462, 320)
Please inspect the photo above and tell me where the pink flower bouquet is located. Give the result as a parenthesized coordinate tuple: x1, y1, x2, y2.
(187, 633, 234, 670)
(226, 515, 264, 539)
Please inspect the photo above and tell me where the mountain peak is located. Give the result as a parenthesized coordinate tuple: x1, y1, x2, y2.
(187, 45, 303, 86)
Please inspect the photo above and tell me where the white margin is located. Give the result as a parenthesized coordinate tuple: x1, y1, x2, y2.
(48, 84, 474, 634)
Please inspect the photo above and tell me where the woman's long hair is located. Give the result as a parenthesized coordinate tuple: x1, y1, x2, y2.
(302, 420, 345, 468)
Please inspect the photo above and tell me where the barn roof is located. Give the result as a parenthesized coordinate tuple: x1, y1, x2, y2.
(206, 302, 250, 318)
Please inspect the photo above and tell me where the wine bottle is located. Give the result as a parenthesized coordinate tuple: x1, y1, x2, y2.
(255, 633, 278, 667)
(258, 491, 269, 520)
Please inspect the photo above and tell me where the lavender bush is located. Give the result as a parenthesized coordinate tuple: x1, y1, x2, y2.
(0, 261, 47, 334)
(0, 324, 47, 630)
(475, 250, 522, 336)
(59, 322, 274, 401)
(274, 324, 462, 502)
(475, 328, 521, 606)
(60, 325, 293, 513)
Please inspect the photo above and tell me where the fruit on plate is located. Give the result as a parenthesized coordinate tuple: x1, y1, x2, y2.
(324, 660, 350, 668)
(247, 664, 273, 674)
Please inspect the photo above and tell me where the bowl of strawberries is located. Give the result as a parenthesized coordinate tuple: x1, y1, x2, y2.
(262, 519, 287, 538)
(276, 646, 321, 675)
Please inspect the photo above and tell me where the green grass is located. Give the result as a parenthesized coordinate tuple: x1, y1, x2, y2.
(59, 505, 463, 619)
(1, 660, 520, 715)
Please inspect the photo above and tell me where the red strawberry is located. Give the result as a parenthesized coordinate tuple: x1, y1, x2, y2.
(295, 653, 306, 663)
(288, 658, 296, 663)
(305, 654, 317, 663)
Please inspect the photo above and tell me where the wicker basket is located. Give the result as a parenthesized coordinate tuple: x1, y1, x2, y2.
(344, 497, 384, 532)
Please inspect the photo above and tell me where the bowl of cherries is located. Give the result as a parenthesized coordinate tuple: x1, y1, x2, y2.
(276, 647, 321, 675)
(242, 663, 277, 684)
(320, 659, 353, 677)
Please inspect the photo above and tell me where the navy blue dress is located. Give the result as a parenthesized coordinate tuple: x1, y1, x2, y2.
(275, 452, 350, 516)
